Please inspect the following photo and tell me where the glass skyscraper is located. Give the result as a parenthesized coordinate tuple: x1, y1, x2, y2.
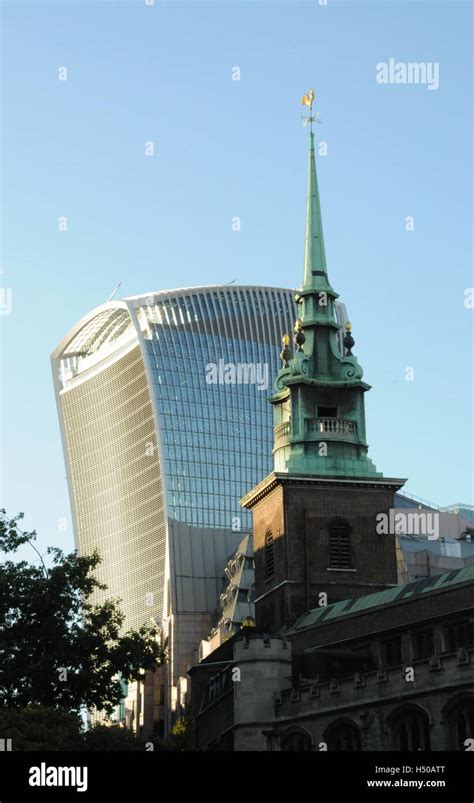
(52, 285, 348, 726)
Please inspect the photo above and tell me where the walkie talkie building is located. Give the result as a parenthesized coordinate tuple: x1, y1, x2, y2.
(52, 285, 348, 729)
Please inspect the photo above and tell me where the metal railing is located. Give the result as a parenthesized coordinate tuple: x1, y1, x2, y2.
(306, 417, 355, 436)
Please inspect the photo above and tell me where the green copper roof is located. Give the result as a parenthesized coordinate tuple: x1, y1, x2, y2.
(268, 122, 390, 481)
(303, 132, 330, 293)
(290, 565, 474, 631)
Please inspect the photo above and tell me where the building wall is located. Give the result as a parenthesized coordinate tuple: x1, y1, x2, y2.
(58, 341, 167, 631)
(192, 635, 292, 751)
(233, 637, 292, 751)
(194, 690, 235, 751)
(191, 604, 474, 752)
(252, 478, 399, 631)
(273, 648, 474, 751)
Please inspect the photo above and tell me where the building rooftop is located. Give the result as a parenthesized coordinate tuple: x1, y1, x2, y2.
(123, 283, 295, 301)
(291, 565, 474, 631)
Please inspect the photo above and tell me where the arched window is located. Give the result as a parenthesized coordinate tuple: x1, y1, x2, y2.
(264, 530, 274, 580)
(323, 719, 361, 751)
(329, 519, 352, 569)
(388, 705, 431, 751)
(443, 695, 474, 750)
(281, 728, 312, 752)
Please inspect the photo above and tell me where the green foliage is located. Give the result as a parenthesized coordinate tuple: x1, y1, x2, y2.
(0, 510, 166, 715)
(0, 708, 150, 751)
(0, 706, 83, 751)
(81, 723, 148, 751)
(169, 715, 191, 751)
(0, 706, 192, 752)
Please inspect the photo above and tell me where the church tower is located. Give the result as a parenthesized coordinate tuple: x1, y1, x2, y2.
(241, 93, 406, 631)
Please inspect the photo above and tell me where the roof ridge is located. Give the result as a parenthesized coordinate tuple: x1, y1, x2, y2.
(292, 565, 474, 631)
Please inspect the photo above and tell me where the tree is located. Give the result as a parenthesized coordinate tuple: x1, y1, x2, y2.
(170, 715, 192, 751)
(0, 708, 153, 751)
(81, 723, 149, 751)
(0, 706, 83, 751)
(0, 511, 166, 715)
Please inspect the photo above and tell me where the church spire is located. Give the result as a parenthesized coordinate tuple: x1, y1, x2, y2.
(266, 89, 383, 479)
(240, 91, 406, 632)
(300, 90, 332, 297)
(303, 131, 328, 291)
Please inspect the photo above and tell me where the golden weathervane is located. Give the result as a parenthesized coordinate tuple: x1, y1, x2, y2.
(300, 88, 320, 131)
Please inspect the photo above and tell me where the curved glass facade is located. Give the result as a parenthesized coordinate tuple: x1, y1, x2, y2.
(52, 286, 348, 659)
(52, 284, 348, 729)
(140, 286, 297, 532)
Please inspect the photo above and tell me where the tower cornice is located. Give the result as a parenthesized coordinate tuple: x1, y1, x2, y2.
(241, 472, 407, 510)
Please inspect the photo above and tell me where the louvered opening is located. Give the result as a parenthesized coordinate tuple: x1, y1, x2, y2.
(265, 531, 275, 580)
(329, 522, 352, 569)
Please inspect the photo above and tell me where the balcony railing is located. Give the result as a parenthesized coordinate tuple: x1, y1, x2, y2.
(274, 421, 291, 441)
(306, 417, 356, 436)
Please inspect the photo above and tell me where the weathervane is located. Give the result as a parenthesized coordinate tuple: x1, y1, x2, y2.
(300, 88, 320, 132)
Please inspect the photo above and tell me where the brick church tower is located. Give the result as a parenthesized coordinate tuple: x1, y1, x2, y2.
(241, 95, 406, 632)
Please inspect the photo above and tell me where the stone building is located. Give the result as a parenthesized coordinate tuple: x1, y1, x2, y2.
(188, 100, 474, 750)
(190, 566, 474, 751)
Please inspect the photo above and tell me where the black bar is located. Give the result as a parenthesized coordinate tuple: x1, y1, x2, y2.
(0, 752, 473, 801)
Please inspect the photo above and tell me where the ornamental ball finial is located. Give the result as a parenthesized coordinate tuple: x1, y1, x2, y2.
(280, 334, 293, 367)
(343, 322, 355, 356)
(293, 318, 306, 352)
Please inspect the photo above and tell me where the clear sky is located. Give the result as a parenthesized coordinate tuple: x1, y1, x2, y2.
(1, 0, 472, 564)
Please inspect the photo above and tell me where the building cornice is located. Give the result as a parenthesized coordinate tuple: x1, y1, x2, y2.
(241, 472, 407, 509)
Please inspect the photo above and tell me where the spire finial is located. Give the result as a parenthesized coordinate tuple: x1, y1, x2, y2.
(300, 89, 328, 291)
(301, 88, 316, 132)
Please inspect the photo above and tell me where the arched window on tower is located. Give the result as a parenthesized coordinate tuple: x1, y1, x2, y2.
(329, 519, 352, 569)
(323, 719, 361, 751)
(388, 705, 431, 751)
(264, 530, 274, 581)
(443, 695, 474, 750)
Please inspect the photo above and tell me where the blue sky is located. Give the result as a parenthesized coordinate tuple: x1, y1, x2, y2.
(1, 0, 472, 562)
